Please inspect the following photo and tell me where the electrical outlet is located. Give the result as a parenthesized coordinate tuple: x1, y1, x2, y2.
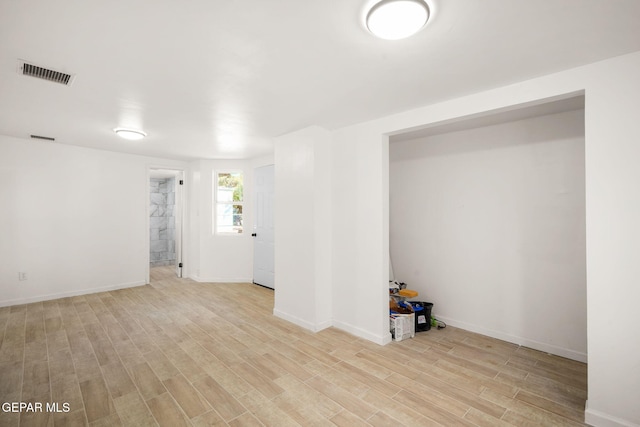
(18, 272, 27, 281)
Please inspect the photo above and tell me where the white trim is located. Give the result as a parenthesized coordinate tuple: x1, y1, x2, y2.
(273, 309, 320, 331)
(585, 401, 640, 427)
(0, 281, 145, 308)
(272, 309, 332, 333)
(436, 315, 587, 363)
(272, 310, 387, 341)
(174, 170, 185, 278)
(270, 312, 390, 343)
(332, 320, 392, 345)
(189, 275, 253, 284)
(145, 168, 151, 284)
(315, 319, 333, 331)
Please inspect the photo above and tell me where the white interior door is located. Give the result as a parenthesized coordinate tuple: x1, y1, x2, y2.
(253, 164, 275, 288)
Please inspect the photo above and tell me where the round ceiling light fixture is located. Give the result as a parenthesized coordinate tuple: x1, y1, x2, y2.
(114, 128, 147, 140)
(366, 0, 430, 40)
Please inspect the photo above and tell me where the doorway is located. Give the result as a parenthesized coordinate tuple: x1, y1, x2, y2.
(148, 168, 184, 280)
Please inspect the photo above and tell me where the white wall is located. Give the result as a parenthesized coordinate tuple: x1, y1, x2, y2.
(313, 50, 640, 426)
(0, 135, 187, 306)
(330, 127, 390, 344)
(187, 156, 273, 283)
(390, 110, 587, 361)
(583, 55, 640, 427)
(273, 126, 332, 331)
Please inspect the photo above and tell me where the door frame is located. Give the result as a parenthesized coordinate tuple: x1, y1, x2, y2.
(146, 166, 185, 283)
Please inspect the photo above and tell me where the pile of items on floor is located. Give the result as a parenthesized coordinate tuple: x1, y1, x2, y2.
(389, 280, 444, 341)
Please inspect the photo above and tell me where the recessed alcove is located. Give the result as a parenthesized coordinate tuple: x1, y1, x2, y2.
(389, 95, 586, 361)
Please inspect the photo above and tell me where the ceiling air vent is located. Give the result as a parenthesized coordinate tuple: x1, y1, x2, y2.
(18, 60, 75, 86)
(30, 134, 56, 141)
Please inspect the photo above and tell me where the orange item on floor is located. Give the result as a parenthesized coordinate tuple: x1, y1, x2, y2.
(398, 289, 418, 298)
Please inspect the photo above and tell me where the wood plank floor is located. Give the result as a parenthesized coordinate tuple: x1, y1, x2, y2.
(0, 266, 588, 426)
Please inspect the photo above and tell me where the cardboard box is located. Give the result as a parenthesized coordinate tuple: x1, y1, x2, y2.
(390, 313, 415, 341)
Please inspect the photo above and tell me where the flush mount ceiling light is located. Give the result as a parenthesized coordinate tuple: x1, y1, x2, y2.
(114, 128, 146, 140)
(366, 0, 430, 40)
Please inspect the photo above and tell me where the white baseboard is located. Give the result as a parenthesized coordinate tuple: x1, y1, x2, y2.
(585, 400, 640, 427)
(0, 281, 146, 308)
(332, 320, 392, 345)
(272, 310, 392, 345)
(316, 319, 333, 331)
(273, 308, 328, 332)
(436, 315, 588, 363)
(189, 275, 253, 283)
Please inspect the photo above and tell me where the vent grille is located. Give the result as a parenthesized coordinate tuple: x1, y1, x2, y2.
(18, 60, 74, 86)
(30, 134, 56, 141)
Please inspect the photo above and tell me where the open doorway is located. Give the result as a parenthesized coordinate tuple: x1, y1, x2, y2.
(148, 168, 184, 281)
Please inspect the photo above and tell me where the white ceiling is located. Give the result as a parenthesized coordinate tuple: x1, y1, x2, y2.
(1, 0, 639, 161)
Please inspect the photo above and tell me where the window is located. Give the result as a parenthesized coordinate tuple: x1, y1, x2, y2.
(215, 171, 243, 234)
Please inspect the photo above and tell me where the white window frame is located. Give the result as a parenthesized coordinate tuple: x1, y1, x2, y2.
(213, 170, 244, 235)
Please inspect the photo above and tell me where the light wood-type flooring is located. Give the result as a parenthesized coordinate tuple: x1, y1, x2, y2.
(0, 266, 588, 426)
